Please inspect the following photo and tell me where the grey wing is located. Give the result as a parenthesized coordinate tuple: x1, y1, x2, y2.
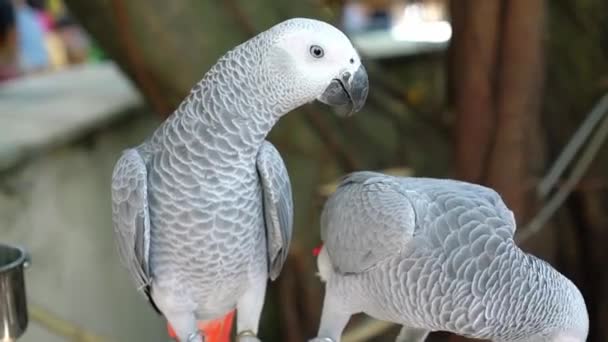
(256, 141, 294, 281)
(111, 148, 151, 293)
(321, 171, 417, 274)
(405, 177, 517, 246)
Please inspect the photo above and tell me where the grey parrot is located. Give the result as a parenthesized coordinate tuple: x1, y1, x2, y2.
(311, 171, 588, 342)
(111, 18, 368, 342)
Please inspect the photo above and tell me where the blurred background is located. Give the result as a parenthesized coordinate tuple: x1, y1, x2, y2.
(0, 0, 607, 341)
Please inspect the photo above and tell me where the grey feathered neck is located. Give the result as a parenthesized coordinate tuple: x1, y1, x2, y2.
(169, 20, 322, 150)
(144, 38, 284, 162)
(145, 19, 333, 161)
(178, 38, 280, 145)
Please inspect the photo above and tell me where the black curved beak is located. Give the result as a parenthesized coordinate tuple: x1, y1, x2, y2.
(318, 64, 369, 117)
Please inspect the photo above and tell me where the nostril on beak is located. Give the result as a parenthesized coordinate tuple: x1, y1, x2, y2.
(342, 71, 351, 83)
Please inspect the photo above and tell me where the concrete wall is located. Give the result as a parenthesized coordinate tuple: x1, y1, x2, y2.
(0, 64, 167, 342)
(1, 114, 169, 342)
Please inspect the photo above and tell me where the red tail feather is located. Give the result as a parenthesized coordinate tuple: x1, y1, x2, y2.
(167, 310, 235, 342)
(312, 243, 323, 257)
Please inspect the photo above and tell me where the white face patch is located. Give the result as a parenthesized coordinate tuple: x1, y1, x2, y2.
(271, 22, 363, 100)
(257, 18, 367, 115)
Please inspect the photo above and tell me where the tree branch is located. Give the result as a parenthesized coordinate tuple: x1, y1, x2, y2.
(30, 304, 111, 342)
(302, 107, 361, 172)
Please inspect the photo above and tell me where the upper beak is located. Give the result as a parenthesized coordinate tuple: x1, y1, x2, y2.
(318, 64, 369, 117)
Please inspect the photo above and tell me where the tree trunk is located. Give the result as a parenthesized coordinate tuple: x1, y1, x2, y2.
(451, 0, 608, 341)
(450, 0, 546, 341)
(450, 0, 501, 184)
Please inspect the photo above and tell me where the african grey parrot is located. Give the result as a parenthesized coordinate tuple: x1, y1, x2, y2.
(111, 18, 368, 342)
(311, 171, 588, 342)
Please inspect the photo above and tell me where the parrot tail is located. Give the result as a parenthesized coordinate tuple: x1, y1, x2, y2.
(167, 310, 235, 342)
(312, 243, 323, 257)
(314, 244, 332, 283)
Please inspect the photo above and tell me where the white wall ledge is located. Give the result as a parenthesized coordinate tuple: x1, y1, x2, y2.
(0, 62, 144, 171)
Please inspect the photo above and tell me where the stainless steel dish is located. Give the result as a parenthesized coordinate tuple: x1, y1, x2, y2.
(0, 243, 31, 341)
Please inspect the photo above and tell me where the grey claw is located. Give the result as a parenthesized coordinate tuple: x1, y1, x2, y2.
(186, 331, 203, 342)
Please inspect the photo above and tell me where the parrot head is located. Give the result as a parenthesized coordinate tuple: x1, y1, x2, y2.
(265, 18, 369, 117)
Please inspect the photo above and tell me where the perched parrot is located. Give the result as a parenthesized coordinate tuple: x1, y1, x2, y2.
(110, 18, 368, 342)
(311, 171, 589, 342)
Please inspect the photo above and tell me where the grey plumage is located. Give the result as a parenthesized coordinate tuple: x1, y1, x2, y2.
(111, 149, 152, 294)
(111, 18, 368, 342)
(257, 141, 294, 281)
(313, 171, 589, 342)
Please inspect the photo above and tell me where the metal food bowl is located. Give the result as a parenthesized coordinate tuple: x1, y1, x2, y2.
(0, 244, 31, 341)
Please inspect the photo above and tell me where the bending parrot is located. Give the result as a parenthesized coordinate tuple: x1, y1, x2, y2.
(111, 18, 368, 342)
(311, 171, 588, 342)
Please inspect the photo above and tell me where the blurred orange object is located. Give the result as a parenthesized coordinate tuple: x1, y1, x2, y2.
(167, 310, 235, 342)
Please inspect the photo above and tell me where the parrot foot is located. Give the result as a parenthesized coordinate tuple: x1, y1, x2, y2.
(308, 338, 334, 342)
(237, 330, 260, 342)
(187, 331, 204, 342)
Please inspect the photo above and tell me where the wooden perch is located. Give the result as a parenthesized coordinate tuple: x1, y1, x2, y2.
(29, 304, 112, 342)
(342, 318, 396, 342)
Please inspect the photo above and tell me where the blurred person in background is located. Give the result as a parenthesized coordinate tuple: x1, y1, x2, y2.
(26, 0, 52, 30)
(0, 0, 19, 81)
(53, 14, 90, 65)
(2, 0, 95, 79)
(14, 0, 50, 73)
(45, 0, 92, 66)
(342, 1, 369, 34)
(26, 0, 70, 69)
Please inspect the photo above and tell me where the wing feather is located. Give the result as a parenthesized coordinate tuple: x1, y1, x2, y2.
(111, 149, 152, 293)
(321, 171, 517, 276)
(256, 141, 294, 280)
(321, 171, 416, 274)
